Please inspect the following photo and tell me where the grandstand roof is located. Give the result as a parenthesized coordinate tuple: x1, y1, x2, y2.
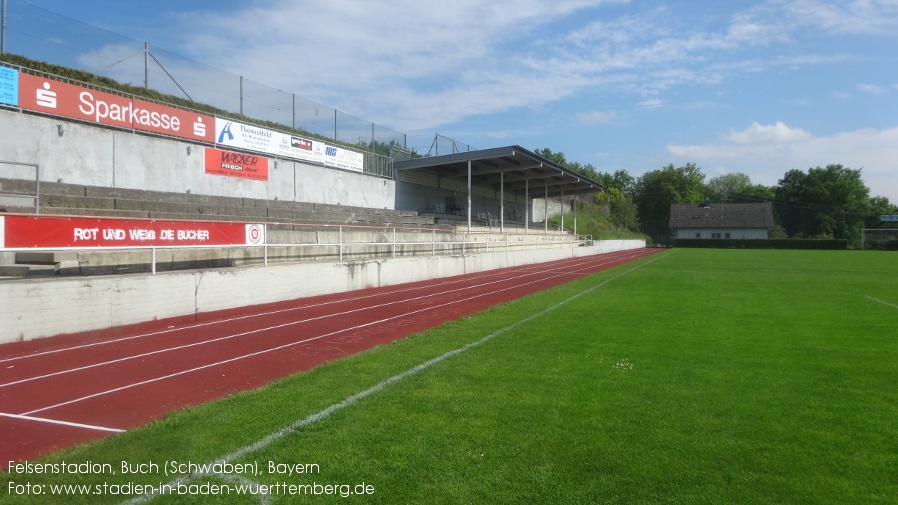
(394, 145, 604, 198)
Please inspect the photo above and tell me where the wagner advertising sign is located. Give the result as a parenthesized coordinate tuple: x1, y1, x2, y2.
(17, 73, 215, 143)
(0, 215, 265, 249)
(204, 147, 270, 181)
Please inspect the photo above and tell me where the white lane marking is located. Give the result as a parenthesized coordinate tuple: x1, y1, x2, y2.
(866, 295, 898, 310)
(0, 412, 123, 433)
(2, 250, 650, 389)
(0, 250, 640, 364)
(121, 251, 668, 505)
(22, 250, 657, 416)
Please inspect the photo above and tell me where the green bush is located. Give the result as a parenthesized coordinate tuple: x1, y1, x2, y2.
(673, 238, 848, 250)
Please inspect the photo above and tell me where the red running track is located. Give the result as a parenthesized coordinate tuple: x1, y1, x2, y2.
(0, 248, 659, 468)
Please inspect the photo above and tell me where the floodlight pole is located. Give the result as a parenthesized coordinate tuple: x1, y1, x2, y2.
(2, 0, 8, 54)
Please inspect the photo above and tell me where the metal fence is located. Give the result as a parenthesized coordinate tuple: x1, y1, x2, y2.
(0, 0, 407, 165)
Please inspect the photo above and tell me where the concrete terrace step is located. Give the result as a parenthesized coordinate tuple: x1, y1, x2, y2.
(0, 264, 58, 278)
(0, 177, 437, 228)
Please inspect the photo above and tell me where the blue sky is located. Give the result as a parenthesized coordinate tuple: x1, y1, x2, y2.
(21, 0, 898, 202)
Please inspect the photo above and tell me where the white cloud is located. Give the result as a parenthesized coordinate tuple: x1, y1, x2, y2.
(577, 110, 615, 125)
(142, 0, 898, 134)
(724, 122, 813, 145)
(637, 99, 663, 110)
(667, 123, 898, 201)
(858, 83, 886, 94)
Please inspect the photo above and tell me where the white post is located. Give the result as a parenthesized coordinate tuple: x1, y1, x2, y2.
(151, 247, 156, 275)
(560, 189, 564, 235)
(500, 171, 505, 232)
(525, 179, 529, 235)
(339, 226, 343, 261)
(467, 160, 472, 232)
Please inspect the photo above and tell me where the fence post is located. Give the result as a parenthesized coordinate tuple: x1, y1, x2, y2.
(151, 247, 156, 275)
(392, 227, 396, 258)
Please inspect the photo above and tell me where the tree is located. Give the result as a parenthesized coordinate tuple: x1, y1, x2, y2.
(633, 163, 706, 245)
(774, 165, 870, 245)
(865, 196, 898, 229)
(706, 173, 751, 202)
(733, 183, 775, 204)
(533, 147, 600, 181)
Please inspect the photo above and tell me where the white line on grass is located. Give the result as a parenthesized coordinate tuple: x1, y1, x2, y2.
(0, 412, 123, 433)
(866, 295, 898, 310)
(121, 251, 668, 505)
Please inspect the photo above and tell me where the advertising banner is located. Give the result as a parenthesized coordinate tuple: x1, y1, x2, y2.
(17, 73, 215, 143)
(0, 215, 265, 249)
(215, 118, 364, 172)
(0, 67, 18, 106)
(204, 147, 269, 181)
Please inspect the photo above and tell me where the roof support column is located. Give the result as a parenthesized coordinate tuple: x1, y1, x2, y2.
(500, 171, 505, 232)
(544, 184, 548, 235)
(574, 194, 578, 236)
(525, 179, 529, 235)
(467, 160, 472, 232)
(560, 189, 564, 235)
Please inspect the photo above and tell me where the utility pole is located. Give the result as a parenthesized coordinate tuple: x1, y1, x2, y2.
(2, 0, 7, 54)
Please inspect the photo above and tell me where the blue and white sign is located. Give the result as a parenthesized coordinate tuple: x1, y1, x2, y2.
(0, 67, 19, 106)
(881, 215, 898, 222)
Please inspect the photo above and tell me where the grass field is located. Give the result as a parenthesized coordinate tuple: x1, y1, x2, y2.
(3, 249, 898, 504)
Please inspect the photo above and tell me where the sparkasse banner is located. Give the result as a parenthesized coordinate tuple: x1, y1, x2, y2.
(17, 73, 215, 143)
(0, 215, 265, 249)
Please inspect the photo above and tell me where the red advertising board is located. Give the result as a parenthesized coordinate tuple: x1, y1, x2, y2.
(17, 73, 215, 143)
(204, 147, 269, 181)
(0, 215, 266, 249)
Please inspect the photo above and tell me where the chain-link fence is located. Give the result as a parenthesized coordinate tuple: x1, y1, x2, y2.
(0, 0, 410, 176)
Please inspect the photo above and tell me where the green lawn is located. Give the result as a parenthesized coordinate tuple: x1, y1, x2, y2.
(4, 249, 898, 504)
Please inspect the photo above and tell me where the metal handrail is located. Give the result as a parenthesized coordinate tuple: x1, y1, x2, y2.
(0, 223, 591, 275)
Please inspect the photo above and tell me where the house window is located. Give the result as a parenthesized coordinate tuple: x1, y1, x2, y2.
(725, 233, 731, 239)
(695, 233, 701, 239)
(711, 233, 722, 239)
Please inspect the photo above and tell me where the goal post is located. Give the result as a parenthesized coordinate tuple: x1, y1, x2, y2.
(861, 228, 898, 250)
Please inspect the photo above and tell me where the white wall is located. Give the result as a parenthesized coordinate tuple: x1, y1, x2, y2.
(676, 228, 768, 239)
(0, 111, 394, 208)
(0, 240, 645, 343)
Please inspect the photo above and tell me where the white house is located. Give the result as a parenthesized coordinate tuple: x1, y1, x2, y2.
(669, 202, 775, 239)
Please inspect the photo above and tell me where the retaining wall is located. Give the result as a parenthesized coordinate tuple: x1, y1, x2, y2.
(0, 240, 645, 343)
(0, 111, 394, 209)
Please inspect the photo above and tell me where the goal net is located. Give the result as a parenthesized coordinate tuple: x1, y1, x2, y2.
(862, 228, 898, 250)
